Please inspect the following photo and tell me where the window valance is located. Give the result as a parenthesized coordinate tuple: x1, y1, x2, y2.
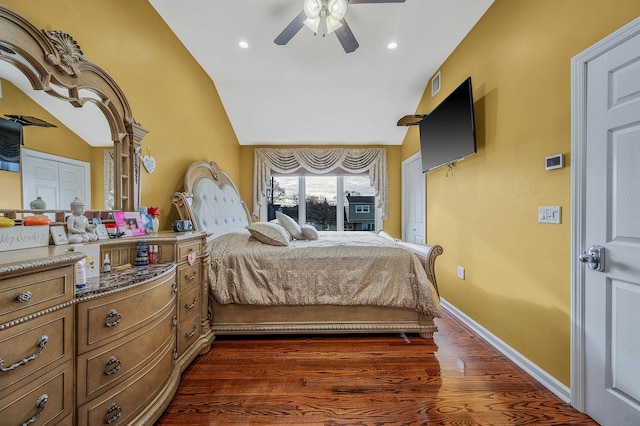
(252, 148, 388, 220)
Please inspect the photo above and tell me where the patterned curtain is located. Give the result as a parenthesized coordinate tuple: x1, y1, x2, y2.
(104, 150, 114, 210)
(252, 148, 388, 220)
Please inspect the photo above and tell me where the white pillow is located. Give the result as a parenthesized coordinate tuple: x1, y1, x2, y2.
(246, 222, 290, 246)
(300, 224, 319, 240)
(276, 211, 305, 240)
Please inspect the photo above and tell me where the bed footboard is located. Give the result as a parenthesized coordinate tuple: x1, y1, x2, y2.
(395, 241, 443, 296)
(209, 301, 439, 338)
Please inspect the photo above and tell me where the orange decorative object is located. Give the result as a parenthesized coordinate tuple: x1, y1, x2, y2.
(24, 216, 52, 226)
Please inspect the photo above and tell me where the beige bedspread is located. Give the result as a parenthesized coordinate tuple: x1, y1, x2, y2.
(207, 231, 441, 318)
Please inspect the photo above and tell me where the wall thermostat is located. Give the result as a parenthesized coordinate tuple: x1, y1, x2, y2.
(545, 154, 564, 170)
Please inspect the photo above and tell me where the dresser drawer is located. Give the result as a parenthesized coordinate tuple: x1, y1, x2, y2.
(177, 313, 201, 356)
(178, 285, 201, 322)
(0, 265, 74, 325)
(177, 240, 202, 260)
(76, 303, 176, 405)
(76, 271, 176, 354)
(0, 360, 73, 426)
(177, 260, 201, 292)
(0, 306, 74, 398)
(76, 339, 174, 426)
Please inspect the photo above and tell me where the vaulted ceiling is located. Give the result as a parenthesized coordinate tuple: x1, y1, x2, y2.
(149, 0, 494, 146)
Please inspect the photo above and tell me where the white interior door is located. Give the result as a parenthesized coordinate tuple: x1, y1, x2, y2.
(572, 17, 640, 426)
(21, 149, 91, 211)
(402, 152, 425, 243)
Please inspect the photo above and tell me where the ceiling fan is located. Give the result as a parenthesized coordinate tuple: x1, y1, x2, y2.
(274, 0, 406, 53)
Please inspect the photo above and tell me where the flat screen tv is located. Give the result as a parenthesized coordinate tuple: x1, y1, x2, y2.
(419, 77, 476, 173)
(0, 118, 22, 173)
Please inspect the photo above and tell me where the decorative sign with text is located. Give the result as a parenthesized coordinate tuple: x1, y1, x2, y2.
(0, 225, 50, 252)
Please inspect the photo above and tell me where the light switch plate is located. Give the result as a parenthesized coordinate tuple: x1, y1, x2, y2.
(538, 206, 561, 224)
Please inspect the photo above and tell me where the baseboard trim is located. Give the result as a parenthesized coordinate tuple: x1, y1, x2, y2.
(440, 298, 571, 403)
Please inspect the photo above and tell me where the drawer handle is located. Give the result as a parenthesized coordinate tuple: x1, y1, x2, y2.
(17, 291, 32, 303)
(184, 270, 197, 281)
(105, 309, 122, 327)
(172, 316, 177, 327)
(184, 297, 197, 310)
(21, 394, 48, 426)
(105, 403, 122, 424)
(172, 282, 178, 294)
(105, 356, 121, 376)
(184, 323, 198, 339)
(0, 335, 48, 373)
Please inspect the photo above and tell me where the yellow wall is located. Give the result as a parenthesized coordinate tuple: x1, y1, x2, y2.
(2, 0, 240, 229)
(6, 0, 637, 388)
(402, 0, 640, 385)
(0, 79, 93, 207)
(238, 145, 403, 237)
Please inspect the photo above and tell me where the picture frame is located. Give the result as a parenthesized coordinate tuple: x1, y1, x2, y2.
(50, 225, 69, 245)
(113, 211, 146, 237)
(94, 224, 110, 240)
(141, 213, 154, 234)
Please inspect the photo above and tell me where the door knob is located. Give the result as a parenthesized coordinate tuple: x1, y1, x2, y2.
(579, 244, 605, 272)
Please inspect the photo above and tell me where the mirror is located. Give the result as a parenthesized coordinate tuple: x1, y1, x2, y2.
(0, 5, 147, 212)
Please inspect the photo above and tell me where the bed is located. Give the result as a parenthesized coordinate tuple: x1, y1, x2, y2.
(171, 161, 443, 338)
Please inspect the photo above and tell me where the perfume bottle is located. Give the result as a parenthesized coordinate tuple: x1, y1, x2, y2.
(148, 245, 156, 264)
(103, 253, 111, 273)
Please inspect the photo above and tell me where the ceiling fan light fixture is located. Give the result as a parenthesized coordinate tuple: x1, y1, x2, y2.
(328, 0, 347, 21)
(303, 17, 321, 34)
(325, 16, 343, 34)
(303, 0, 321, 19)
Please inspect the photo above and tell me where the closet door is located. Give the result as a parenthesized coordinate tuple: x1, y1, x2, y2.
(21, 148, 90, 211)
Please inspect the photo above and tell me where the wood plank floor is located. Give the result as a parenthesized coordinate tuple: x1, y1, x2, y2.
(155, 310, 598, 425)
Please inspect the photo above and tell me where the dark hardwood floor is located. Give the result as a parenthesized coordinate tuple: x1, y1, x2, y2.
(155, 310, 597, 425)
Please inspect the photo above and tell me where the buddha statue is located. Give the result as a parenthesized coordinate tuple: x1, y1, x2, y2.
(66, 197, 98, 244)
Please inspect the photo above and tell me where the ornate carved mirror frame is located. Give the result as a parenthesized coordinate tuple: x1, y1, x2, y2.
(0, 5, 147, 211)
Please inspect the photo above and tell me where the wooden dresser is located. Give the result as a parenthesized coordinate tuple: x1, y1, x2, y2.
(0, 231, 212, 425)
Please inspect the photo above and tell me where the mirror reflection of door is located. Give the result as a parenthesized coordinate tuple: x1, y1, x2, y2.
(21, 148, 90, 216)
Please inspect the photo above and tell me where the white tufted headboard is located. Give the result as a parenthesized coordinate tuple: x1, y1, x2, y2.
(171, 161, 251, 240)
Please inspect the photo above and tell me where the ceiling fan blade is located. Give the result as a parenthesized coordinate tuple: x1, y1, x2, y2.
(274, 11, 307, 45)
(347, 0, 406, 4)
(396, 114, 428, 127)
(335, 19, 359, 53)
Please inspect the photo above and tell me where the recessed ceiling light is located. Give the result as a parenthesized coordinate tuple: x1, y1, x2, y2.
(387, 42, 398, 50)
(238, 41, 249, 49)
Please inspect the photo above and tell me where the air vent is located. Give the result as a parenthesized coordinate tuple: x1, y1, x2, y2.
(431, 71, 441, 97)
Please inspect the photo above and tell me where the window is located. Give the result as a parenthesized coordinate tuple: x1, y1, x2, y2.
(266, 175, 298, 222)
(265, 175, 378, 232)
(252, 148, 388, 222)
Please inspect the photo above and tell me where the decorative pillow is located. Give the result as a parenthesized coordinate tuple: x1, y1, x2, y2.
(276, 211, 305, 240)
(300, 224, 319, 240)
(246, 222, 290, 246)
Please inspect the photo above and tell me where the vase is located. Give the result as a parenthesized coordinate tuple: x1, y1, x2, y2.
(152, 216, 160, 233)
